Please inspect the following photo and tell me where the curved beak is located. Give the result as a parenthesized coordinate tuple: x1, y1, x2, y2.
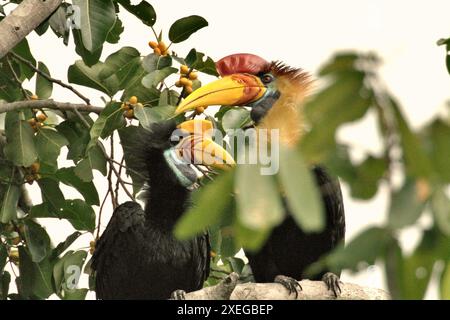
(175, 120, 235, 170)
(175, 74, 266, 115)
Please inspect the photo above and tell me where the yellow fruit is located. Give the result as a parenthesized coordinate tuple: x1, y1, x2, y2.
(180, 65, 189, 74)
(30, 94, 38, 100)
(124, 109, 134, 119)
(175, 80, 183, 88)
(11, 237, 21, 245)
(9, 249, 19, 263)
(188, 72, 198, 80)
(135, 103, 144, 109)
(179, 77, 192, 87)
(30, 162, 40, 174)
(153, 48, 162, 56)
(210, 251, 217, 258)
(121, 103, 129, 110)
(36, 113, 47, 122)
(128, 96, 138, 104)
(195, 106, 205, 114)
(148, 41, 158, 49)
(185, 86, 193, 95)
(158, 41, 167, 52)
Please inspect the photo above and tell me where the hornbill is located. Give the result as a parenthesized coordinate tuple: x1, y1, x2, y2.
(91, 119, 235, 299)
(175, 53, 346, 297)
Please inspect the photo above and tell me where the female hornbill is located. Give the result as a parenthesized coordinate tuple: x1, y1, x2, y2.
(91, 119, 235, 299)
(175, 53, 346, 297)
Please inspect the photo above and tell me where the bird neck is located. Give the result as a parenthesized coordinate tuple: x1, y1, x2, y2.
(143, 149, 191, 229)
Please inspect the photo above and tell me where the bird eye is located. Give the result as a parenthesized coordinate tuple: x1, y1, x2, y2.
(261, 74, 274, 84)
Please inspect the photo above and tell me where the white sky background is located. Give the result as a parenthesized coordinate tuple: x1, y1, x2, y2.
(3, 0, 450, 299)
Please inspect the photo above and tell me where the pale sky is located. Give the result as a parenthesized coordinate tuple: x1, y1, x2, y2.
(3, 0, 450, 299)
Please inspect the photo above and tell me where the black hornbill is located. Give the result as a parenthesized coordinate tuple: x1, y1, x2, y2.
(175, 53, 346, 297)
(91, 119, 235, 299)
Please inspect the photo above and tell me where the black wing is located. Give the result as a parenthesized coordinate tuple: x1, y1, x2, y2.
(191, 231, 211, 290)
(91, 201, 145, 299)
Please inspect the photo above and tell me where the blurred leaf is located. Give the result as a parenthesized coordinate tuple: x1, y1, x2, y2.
(0, 271, 10, 300)
(56, 168, 100, 206)
(134, 105, 176, 131)
(234, 219, 271, 252)
(68, 60, 117, 96)
(169, 15, 208, 43)
(35, 62, 53, 99)
(431, 188, 450, 236)
(117, 0, 156, 26)
(4, 112, 38, 167)
(35, 127, 68, 165)
(388, 179, 425, 229)
(0, 167, 19, 223)
(106, 17, 124, 44)
(88, 102, 125, 148)
(236, 163, 285, 230)
(23, 219, 51, 263)
(429, 119, 450, 182)
(72, 28, 102, 67)
(74, 145, 107, 182)
(141, 67, 177, 88)
(142, 53, 172, 73)
(0, 245, 7, 273)
(319, 53, 359, 76)
(278, 146, 325, 232)
(99, 47, 141, 90)
(441, 261, 450, 299)
(350, 156, 386, 199)
(73, 0, 116, 52)
(50, 231, 82, 260)
(175, 171, 234, 240)
(437, 37, 450, 74)
(222, 108, 252, 131)
(18, 247, 54, 299)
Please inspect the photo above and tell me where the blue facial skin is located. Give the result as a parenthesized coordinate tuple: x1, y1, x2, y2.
(248, 73, 281, 124)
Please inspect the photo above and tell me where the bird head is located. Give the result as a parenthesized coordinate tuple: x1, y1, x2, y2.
(175, 54, 311, 145)
(162, 119, 235, 187)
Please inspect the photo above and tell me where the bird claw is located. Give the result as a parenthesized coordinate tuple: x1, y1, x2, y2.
(322, 272, 342, 298)
(274, 275, 302, 299)
(170, 289, 187, 300)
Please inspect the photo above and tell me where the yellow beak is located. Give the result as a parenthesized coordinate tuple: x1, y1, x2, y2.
(175, 120, 235, 170)
(175, 74, 266, 115)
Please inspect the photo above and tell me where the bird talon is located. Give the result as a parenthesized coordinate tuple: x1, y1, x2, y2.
(170, 289, 187, 300)
(322, 272, 342, 298)
(274, 275, 302, 299)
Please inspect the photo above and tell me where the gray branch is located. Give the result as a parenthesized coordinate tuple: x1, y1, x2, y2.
(0, 0, 63, 58)
(183, 277, 390, 300)
(0, 99, 103, 114)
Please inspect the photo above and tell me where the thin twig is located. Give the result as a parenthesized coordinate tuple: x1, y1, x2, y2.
(5, 55, 29, 99)
(108, 159, 134, 201)
(108, 157, 146, 179)
(109, 136, 118, 209)
(114, 155, 125, 203)
(9, 52, 91, 104)
(96, 189, 110, 240)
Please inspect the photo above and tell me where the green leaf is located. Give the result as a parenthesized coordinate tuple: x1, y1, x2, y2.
(73, 0, 116, 52)
(99, 47, 141, 90)
(121, 64, 161, 104)
(23, 219, 51, 263)
(441, 261, 450, 299)
(142, 53, 172, 73)
(74, 145, 107, 182)
(0, 245, 7, 273)
(88, 102, 125, 149)
(388, 179, 426, 229)
(169, 15, 208, 43)
(18, 247, 54, 299)
(431, 188, 450, 236)
(68, 60, 117, 96)
(349, 156, 386, 200)
(236, 163, 285, 230)
(429, 119, 450, 182)
(0, 167, 19, 223)
(185, 49, 218, 76)
(11, 38, 36, 80)
(0, 271, 11, 300)
(222, 108, 252, 131)
(37, 178, 66, 214)
(35, 127, 68, 165)
(3, 112, 38, 167)
(106, 17, 124, 44)
(56, 119, 90, 162)
(278, 146, 325, 232)
(117, 0, 156, 26)
(72, 28, 102, 67)
(234, 219, 271, 252)
(56, 168, 100, 206)
(134, 105, 176, 131)
(141, 67, 177, 88)
(35, 62, 53, 99)
(60, 200, 96, 232)
(175, 171, 234, 240)
(50, 231, 82, 260)
(49, 5, 70, 45)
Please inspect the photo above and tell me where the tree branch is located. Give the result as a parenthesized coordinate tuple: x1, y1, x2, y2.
(0, 99, 103, 114)
(0, 0, 63, 58)
(183, 276, 390, 300)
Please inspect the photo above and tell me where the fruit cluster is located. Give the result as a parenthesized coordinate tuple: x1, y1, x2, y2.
(27, 111, 47, 132)
(121, 96, 143, 119)
(25, 162, 41, 184)
(148, 40, 169, 56)
(89, 240, 96, 255)
(175, 65, 198, 95)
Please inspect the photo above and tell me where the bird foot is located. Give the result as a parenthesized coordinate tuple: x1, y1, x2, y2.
(274, 275, 302, 299)
(322, 272, 342, 298)
(170, 289, 186, 300)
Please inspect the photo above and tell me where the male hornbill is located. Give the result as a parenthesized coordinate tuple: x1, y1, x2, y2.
(175, 53, 346, 297)
(91, 119, 235, 299)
